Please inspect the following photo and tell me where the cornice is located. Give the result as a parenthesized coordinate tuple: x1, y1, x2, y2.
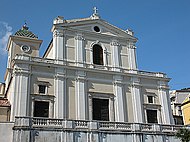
(64, 28, 137, 43)
(12, 56, 170, 82)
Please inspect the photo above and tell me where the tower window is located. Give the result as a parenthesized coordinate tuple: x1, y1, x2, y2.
(92, 98, 109, 121)
(93, 44, 103, 65)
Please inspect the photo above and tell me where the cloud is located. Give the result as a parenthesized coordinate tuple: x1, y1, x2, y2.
(0, 22, 13, 55)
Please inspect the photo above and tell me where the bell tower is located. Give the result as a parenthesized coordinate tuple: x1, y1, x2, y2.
(4, 24, 43, 121)
(6, 23, 42, 69)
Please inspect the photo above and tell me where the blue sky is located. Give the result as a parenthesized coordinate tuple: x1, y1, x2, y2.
(0, 0, 190, 90)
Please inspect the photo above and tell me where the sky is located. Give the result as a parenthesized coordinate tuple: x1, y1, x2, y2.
(0, 0, 190, 90)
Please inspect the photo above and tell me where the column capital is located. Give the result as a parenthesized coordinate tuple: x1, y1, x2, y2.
(75, 34, 85, 41)
(75, 77, 86, 82)
(54, 74, 66, 80)
(158, 86, 169, 91)
(131, 77, 140, 84)
(128, 43, 137, 49)
(128, 45, 136, 49)
(113, 81, 123, 86)
(53, 30, 64, 37)
(111, 40, 121, 46)
(13, 68, 30, 76)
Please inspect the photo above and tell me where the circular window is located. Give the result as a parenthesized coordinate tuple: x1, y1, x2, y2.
(21, 45, 30, 53)
(94, 26, 100, 32)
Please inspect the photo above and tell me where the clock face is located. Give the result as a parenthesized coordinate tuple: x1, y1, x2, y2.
(21, 45, 30, 53)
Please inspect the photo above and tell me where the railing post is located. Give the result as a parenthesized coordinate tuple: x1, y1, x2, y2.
(153, 124, 160, 132)
(132, 123, 141, 131)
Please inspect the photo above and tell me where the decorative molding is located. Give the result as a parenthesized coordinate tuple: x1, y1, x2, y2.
(88, 92, 114, 99)
(131, 83, 141, 88)
(53, 30, 64, 37)
(113, 81, 123, 86)
(90, 40, 101, 47)
(128, 45, 136, 49)
(54, 74, 66, 79)
(75, 35, 85, 41)
(75, 76, 86, 81)
(13, 68, 30, 75)
(158, 86, 169, 91)
(111, 40, 121, 46)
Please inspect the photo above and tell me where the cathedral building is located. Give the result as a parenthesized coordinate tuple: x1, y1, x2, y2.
(0, 8, 183, 142)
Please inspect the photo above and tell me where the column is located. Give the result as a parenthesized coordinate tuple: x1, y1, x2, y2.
(128, 43, 137, 70)
(111, 40, 120, 71)
(158, 81, 174, 124)
(75, 71, 86, 120)
(54, 68, 67, 119)
(131, 77, 143, 123)
(53, 29, 64, 61)
(75, 34, 85, 67)
(113, 75, 125, 122)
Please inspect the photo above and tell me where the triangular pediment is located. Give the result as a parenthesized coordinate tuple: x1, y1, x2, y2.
(54, 18, 137, 40)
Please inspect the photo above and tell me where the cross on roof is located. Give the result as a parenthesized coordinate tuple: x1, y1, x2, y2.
(93, 7, 98, 15)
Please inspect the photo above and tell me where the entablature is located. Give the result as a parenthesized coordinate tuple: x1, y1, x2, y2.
(12, 55, 170, 82)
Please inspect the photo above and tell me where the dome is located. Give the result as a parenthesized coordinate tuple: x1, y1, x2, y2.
(14, 24, 38, 39)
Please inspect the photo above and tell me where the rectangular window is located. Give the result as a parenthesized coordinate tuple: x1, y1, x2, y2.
(148, 96, 153, 103)
(34, 101, 49, 117)
(39, 85, 46, 94)
(92, 98, 109, 121)
(146, 110, 158, 123)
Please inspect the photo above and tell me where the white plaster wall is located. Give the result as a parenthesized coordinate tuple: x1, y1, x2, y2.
(0, 122, 14, 142)
(88, 81, 113, 94)
(46, 46, 53, 59)
(67, 79, 76, 119)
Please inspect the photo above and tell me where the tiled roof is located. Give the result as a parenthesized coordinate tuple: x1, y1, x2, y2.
(14, 25, 38, 39)
(0, 99, 11, 107)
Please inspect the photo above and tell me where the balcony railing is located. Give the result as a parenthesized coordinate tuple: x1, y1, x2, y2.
(14, 117, 185, 134)
(14, 55, 167, 78)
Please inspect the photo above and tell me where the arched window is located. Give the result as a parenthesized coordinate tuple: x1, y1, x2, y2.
(93, 44, 103, 65)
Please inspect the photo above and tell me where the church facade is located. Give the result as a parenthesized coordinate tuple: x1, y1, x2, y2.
(0, 9, 183, 142)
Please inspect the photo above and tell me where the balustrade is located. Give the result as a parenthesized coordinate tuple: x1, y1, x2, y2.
(73, 120, 88, 128)
(14, 117, 186, 134)
(141, 124, 153, 131)
(32, 118, 63, 127)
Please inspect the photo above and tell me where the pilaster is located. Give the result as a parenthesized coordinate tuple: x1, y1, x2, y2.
(53, 29, 64, 61)
(131, 77, 143, 123)
(128, 43, 137, 70)
(111, 40, 121, 71)
(54, 68, 67, 119)
(75, 34, 85, 67)
(10, 66, 30, 121)
(75, 71, 87, 120)
(158, 81, 174, 124)
(113, 75, 125, 122)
